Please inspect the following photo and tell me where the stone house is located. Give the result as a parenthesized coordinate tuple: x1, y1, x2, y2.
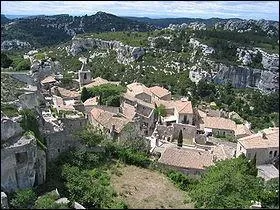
(89, 107, 133, 140)
(126, 82, 152, 103)
(149, 85, 171, 101)
(236, 127, 279, 165)
(155, 99, 194, 126)
(83, 96, 99, 113)
(155, 123, 197, 144)
(197, 110, 251, 138)
(121, 92, 156, 136)
(51, 86, 80, 100)
(158, 147, 214, 175)
(40, 75, 57, 91)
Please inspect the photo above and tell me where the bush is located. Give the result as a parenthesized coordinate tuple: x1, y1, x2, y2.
(14, 59, 31, 71)
(167, 170, 197, 191)
(34, 191, 68, 209)
(116, 148, 151, 167)
(10, 188, 37, 209)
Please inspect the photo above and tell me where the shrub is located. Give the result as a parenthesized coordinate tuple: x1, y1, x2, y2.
(10, 188, 37, 209)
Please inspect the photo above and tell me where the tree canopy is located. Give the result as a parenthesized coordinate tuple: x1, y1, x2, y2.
(190, 154, 264, 208)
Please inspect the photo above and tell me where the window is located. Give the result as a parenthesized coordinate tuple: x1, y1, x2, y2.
(269, 151, 273, 158)
(223, 131, 225, 136)
(58, 149, 60, 153)
(247, 153, 251, 159)
(274, 151, 278, 157)
(84, 73, 87, 80)
(240, 146, 242, 151)
(15, 152, 28, 164)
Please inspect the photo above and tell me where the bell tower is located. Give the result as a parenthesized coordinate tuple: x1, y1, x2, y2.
(78, 62, 92, 87)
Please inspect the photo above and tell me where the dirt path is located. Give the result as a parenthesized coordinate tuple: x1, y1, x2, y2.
(111, 165, 194, 209)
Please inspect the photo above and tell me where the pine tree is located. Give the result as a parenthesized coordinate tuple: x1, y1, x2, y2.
(81, 87, 90, 102)
(178, 130, 183, 147)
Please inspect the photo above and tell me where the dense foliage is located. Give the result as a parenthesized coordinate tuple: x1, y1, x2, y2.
(86, 83, 126, 107)
(1, 52, 13, 68)
(190, 154, 264, 208)
(10, 189, 37, 209)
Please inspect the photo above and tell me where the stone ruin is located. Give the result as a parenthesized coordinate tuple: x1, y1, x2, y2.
(1, 115, 46, 193)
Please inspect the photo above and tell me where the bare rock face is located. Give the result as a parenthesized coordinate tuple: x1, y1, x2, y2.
(213, 63, 279, 93)
(1, 39, 31, 51)
(214, 19, 279, 36)
(68, 38, 145, 64)
(1, 116, 23, 142)
(1, 132, 46, 193)
(1, 192, 9, 209)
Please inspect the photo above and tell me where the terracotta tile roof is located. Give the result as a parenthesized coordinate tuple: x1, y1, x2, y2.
(127, 82, 152, 96)
(57, 87, 80, 99)
(53, 96, 75, 111)
(159, 147, 214, 170)
(202, 116, 237, 131)
(83, 97, 98, 106)
(83, 77, 120, 88)
(149, 86, 171, 98)
(235, 124, 252, 136)
(155, 99, 193, 114)
(238, 127, 279, 149)
(174, 100, 193, 114)
(41, 75, 56, 84)
(123, 92, 155, 109)
(122, 102, 136, 120)
(90, 107, 131, 133)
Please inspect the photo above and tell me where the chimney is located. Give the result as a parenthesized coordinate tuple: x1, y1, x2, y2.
(261, 132, 267, 139)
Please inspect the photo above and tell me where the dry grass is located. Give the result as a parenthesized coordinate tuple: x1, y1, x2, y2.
(111, 164, 194, 209)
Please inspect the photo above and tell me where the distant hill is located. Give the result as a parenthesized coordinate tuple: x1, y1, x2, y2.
(1, 14, 11, 24)
(124, 16, 237, 28)
(1, 11, 155, 47)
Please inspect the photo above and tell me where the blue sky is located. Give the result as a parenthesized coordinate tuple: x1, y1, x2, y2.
(1, 1, 279, 21)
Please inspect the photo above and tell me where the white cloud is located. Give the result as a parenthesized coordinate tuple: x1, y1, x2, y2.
(1, 1, 279, 20)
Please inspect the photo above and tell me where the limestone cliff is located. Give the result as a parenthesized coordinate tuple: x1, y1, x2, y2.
(68, 37, 145, 65)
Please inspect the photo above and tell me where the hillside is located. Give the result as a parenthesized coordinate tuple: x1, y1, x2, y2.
(1, 12, 155, 48)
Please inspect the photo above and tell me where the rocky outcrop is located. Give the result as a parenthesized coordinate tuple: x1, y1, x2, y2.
(215, 19, 279, 36)
(168, 22, 206, 31)
(1, 132, 46, 193)
(1, 116, 23, 142)
(1, 39, 31, 51)
(68, 38, 145, 64)
(189, 38, 215, 56)
(1, 192, 9, 209)
(213, 63, 279, 93)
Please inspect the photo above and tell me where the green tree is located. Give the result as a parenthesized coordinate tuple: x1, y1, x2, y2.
(89, 84, 126, 107)
(190, 155, 264, 208)
(177, 130, 183, 147)
(155, 104, 167, 122)
(14, 59, 31, 71)
(1, 53, 13, 68)
(260, 178, 279, 209)
(10, 188, 37, 209)
(80, 87, 91, 102)
(75, 125, 105, 147)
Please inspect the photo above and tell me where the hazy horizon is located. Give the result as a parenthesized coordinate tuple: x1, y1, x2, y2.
(1, 1, 279, 21)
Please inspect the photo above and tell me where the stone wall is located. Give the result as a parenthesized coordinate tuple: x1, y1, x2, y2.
(44, 117, 88, 161)
(1, 117, 23, 142)
(155, 123, 197, 143)
(1, 134, 46, 193)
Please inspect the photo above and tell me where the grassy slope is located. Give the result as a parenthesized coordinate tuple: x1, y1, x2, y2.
(110, 164, 194, 209)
